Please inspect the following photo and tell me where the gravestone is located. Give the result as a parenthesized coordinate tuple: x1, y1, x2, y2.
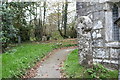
(18, 36, 21, 44)
(42, 36, 47, 41)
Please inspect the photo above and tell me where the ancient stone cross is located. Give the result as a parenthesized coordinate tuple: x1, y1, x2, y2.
(76, 16, 93, 67)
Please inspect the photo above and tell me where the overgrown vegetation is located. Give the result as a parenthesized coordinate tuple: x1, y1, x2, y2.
(1, 39, 77, 78)
(62, 49, 118, 79)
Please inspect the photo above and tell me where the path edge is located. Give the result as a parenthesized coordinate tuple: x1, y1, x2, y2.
(21, 46, 77, 78)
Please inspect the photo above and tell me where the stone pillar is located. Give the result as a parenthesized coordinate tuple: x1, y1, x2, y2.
(76, 16, 93, 67)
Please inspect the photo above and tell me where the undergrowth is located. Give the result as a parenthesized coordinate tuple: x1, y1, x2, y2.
(63, 49, 118, 79)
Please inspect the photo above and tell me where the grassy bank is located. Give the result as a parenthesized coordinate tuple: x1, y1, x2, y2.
(62, 49, 118, 79)
(2, 39, 77, 78)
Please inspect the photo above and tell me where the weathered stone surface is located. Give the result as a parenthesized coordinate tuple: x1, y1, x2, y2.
(92, 31, 97, 38)
(93, 39, 104, 47)
(93, 48, 105, 58)
(76, 2, 120, 67)
(106, 42, 120, 47)
(97, 33, 102, 38)
(105, 11, 113, 41)
(93, 21, 104, 29)
(76, 16, 93, 67)
(110, 48, 119, 58)
(42, 36, 47, 41)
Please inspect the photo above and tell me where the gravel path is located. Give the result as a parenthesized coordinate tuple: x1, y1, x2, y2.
(34, 48, 75, 78)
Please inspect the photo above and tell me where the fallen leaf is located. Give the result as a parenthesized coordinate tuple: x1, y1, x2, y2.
(56, 68, 59, 70)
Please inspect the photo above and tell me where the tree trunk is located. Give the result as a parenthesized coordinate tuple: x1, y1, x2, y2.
(43, 1, 46, 36)
(57, 2, 64, 37)
(63, 0, 68, 38)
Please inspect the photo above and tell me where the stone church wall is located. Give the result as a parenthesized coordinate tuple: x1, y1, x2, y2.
(76, 2, 120, 68)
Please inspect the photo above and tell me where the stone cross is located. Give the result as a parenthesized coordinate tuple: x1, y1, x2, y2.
(76, 16, 93, 67)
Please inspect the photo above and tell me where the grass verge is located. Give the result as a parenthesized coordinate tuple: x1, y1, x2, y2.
(1, 39, 77, 78)
(62, 49, 118, 79)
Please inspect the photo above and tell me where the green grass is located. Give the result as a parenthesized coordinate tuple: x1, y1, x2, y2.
(1, 39, 77, 78)
(0, 55, 2, 79)
(63, 49, 119, 79)
(2, 43, 54, 78)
